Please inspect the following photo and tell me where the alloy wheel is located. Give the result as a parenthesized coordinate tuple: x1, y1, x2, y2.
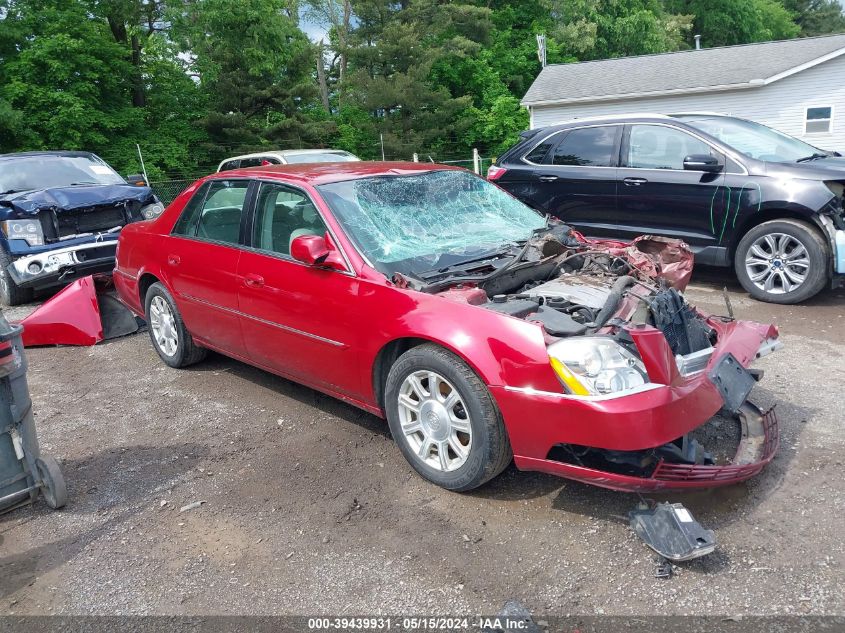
(396, 370, 472, 472)
(149, 295, 179, 356)
(744, 232, 810, 295)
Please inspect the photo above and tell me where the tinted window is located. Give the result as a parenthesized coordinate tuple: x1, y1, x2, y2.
(172, 183, 210, 236)
(549, 126, 618, 166)
(219, 160, 240, 172)
(252, 182, 327, 256)
(627, 125, 712, 170)
(238, 157, 263, 168)
(173, 180, 248, 244)
(523, 133, 561, 163)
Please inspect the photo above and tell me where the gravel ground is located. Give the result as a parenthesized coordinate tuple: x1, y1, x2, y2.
(0, 268, 843, 618)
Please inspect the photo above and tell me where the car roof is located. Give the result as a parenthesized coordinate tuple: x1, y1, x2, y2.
(206, 161, 464, 186)
(221, 149, 357, 162)
(0, 150, 97, 161)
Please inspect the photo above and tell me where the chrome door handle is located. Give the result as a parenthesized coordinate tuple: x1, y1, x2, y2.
(538, 175, 559, 182)
(243, 273, 265, 288)
(623, 177, 648, 186)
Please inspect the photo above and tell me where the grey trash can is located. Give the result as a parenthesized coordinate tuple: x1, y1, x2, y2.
(0, 310, 66, 514)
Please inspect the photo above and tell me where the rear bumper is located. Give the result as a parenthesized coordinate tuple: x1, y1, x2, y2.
(7, 240, 117, 290)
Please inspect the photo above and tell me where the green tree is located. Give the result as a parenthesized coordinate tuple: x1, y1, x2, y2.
(782, 0, 845, 36)
(666, 0, 800, 47)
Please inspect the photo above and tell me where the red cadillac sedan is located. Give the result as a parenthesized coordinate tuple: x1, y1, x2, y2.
(114, 162, 781, 492)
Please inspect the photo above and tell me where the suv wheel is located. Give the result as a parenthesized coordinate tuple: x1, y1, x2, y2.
(0, 249, 33, 307)
(384, 343, 512, 491)
(734, 219, 829, 304)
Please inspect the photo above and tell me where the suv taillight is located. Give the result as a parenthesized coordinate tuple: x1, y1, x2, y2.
(487, 165, 507, 181)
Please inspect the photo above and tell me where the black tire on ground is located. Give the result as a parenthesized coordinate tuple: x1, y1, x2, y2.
(144, 282, 207, 368)
(0, 248, 33, 307)
(734, 219, 830, 304)
(36, 456, 67, 510)
(384, 343, 512, 492)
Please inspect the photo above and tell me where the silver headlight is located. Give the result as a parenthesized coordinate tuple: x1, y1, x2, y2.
(547, 337, 649, 396)
(140, 202, 165, 219)
(1, 219, 44, 246)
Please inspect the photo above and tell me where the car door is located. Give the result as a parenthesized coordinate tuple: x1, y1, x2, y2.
(165, 179, 252, 353)
(511, 125, 621, 237)
(236, 180, 362, 398)
(615, 124, 726, 248)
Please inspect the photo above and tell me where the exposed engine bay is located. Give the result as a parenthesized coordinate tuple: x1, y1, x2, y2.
(399, 223, 712, 358)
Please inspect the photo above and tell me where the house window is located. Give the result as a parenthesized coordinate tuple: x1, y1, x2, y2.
(805, 107, 832, 134)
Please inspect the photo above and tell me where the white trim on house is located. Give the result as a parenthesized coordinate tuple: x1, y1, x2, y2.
(522, 82, 758, 107)
(761, 47, 845, 85)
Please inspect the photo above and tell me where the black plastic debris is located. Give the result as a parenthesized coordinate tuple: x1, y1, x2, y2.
(629, 502, 716, 562)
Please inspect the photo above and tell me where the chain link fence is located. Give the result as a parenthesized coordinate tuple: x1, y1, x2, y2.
(149, 179, 195, 205)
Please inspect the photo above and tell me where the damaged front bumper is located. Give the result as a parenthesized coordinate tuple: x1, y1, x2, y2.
(7, 237, 118, 290)
(496, 320, 782, 491)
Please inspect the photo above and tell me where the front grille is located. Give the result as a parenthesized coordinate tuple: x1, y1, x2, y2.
(56, 207, 127, 238)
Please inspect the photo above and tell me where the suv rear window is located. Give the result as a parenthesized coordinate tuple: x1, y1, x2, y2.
(549, 126, 619, 167)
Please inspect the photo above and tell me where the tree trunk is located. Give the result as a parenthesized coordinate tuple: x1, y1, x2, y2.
(316, 40, 331, 112)
(131, 34, 146, 108)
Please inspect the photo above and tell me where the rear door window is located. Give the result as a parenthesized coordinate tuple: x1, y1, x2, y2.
(172, 180, 250, 245)
(548, 126, 620, 167)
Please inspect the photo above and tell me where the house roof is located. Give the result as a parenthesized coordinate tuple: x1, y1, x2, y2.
(522, 34, 845, 107)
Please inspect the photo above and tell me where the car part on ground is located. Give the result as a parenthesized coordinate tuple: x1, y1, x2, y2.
(629, 502, 716, 562)
(0, 151, 164, 306)
(113, 162, 784, 492)
(0, 310, 66, 514)
(491, 113, 845, 304)
(17, 275, 141, 346)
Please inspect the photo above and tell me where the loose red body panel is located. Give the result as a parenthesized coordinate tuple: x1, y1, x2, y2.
(19, 276, 103, 346)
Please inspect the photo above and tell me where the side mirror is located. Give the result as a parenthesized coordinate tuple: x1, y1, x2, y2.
(683, 154, 722, 173)
(126, 174, 148, 186)
(290, 233, 347, 272)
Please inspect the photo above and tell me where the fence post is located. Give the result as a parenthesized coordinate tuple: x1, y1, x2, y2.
(412, 153, 418, 162)
(472, 148, 480, 174)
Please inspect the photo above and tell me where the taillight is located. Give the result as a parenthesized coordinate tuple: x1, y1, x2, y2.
(487, 165, 507, 181)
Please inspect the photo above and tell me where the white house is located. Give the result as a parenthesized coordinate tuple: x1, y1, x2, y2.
(522, 34, 845, 151)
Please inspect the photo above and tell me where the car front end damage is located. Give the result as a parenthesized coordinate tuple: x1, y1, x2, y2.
(0, 185, 163, 291)
(414, 226, 782, 491)
(820, 180, 845, 286)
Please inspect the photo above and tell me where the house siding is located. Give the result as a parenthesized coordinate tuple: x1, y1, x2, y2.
(530, 53, 845, 151)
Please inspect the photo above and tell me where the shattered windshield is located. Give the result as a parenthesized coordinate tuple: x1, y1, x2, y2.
(317, 170, 546, 275)
(0, 154, 126, 194)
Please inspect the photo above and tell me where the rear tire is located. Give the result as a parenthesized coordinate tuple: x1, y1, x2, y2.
(385, 343, 512, 492)
(734, 219, 829, 304)
(144, 282, 207, 368)
(0, 249, 33, 307)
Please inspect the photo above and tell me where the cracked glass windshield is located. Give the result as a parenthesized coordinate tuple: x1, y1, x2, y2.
(317, 170, 545, 275)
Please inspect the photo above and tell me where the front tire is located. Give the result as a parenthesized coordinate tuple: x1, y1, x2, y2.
(0, 249, 33, 307)
(385, 343, 512, 492)
(734, 219, 829, 304)
(144, 282, 207, 368)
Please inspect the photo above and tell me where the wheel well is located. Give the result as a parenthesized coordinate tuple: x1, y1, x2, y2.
(730, 209, 824, 258)
(372, 337, 429, 411)
(138, 273, 160, 307)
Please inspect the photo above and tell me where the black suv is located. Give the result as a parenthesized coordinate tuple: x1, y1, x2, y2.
(491, 114, 845, 304)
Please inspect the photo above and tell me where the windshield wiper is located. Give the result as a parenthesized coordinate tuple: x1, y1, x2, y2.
(1, 189, 22, 195)
(69, 181, 101, 186)
(796, 153, 829, 163)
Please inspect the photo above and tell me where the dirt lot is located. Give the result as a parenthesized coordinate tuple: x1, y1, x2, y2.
(1, 268, 843, 617)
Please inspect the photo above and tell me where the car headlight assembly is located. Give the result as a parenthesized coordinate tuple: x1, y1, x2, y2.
(140, 202, 165, 219)
(547, 337, 649, 396)
(1, 219, 45, 247)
